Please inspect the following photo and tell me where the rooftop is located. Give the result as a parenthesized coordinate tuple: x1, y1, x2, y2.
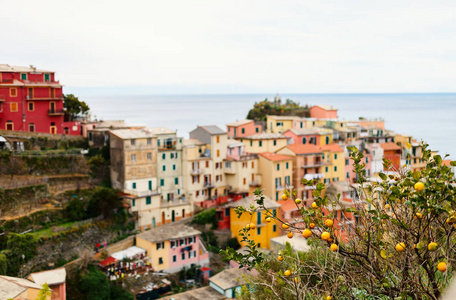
(161, 286, 225, 300)
(109, 128, 156, 140)
(286, 128, 319, 136)
(226, 120, 254, 127)
(0, 64, 53, 73)
(242, 133, 288, 140)
(136, 224, 201, 244)
(147, 127, 176, 135)
(270, 235, 310, 252)
(286, 144, 322, 155)
(259, 152, 293, 162)
(278, 199, 300, 212)
(197, 125, 226, 135)
(0, 275, 43, 299)
(226, 138, 244, 147)
(380, 142, 402, 151)
(267, 115, 302, 121)
(320, 143, 344, 152)
(224, 195, 280, 210)
(28, 268, 66, 286)
(209, 268, 249, 290)
(183, 138, 205, 146)
(311, 105, 338, 111)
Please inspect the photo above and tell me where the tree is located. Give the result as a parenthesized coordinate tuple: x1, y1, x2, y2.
(86, 187, 122, 218)
(36, 283, 52, 300)
(222, 144, 456, 299)
(0, 253, 7, 275)
(64, 94, 89, 121)
(78, 267, 111, 300)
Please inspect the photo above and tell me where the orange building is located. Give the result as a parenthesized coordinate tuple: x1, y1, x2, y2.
(226, 120, 262, 138)
(309, 105, 338, 119)
(380, 142, 402, 171)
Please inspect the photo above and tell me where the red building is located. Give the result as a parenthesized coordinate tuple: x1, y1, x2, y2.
(0, 64, 78, 135)
(380, 142, 402, 171)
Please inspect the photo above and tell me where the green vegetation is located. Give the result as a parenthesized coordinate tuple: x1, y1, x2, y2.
(0, 233, 37, 276)
(192, 208, 218, 229)
(246, 98, 309, 121)
(223, 144, 456, 299)
(64, 94, 90, 121)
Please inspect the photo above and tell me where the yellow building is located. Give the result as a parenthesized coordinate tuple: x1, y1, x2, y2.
(258, 152, 294, 201)
(266, 115, 302, 133)
(226, 195, 281, 249)
(238, 133, 289, 154)
(321, 144, 345, 183)
(395, 134, 426, 172)
(0, 275, 51, 300)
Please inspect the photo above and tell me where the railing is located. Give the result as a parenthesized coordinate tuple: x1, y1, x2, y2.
(160, 199, 185, 207)
(302, 161, 325, 168)
(250, 181, 261, 186)
(48, 109, 65, 116)
(303, 173, 325, 180)
(190, 169, 203, 175)
(27, 95, 63, 101)
(204, 182, 215, 188)
(128, 190, 160, 197)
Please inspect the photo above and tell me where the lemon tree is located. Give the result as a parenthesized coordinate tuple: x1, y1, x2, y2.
(222, 144, 456, 299)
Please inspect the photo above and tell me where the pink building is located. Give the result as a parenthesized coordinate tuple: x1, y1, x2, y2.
(309, 105, 338, 119)
(344, 145, 373, 183)
(283, 128, 325, 145)
(226, 120, 262, 138)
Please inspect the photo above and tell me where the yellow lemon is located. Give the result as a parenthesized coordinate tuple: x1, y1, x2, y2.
(278, 255, 284, 261)
(249, 223, 256, 229)
(287, 232, 294, 239)
(324, 219, 334, 228)
(312, 202, 319, 209)
(284, 269, 291, 276)
(330, 244, 338, 251)
(282, 223, 290, 230)
(294, 277, 299, 283)
(302, 229, 312, 238)
(265, 217, 272, 223)
(385, 204, 391, 210)
(414, 182, 424, 191)
(326, 296, 332, 300)
(282, 194, 288, 200)
(321, 232, 330, 240)
(428, 242, 438, 251)
(437, 262, 447, 272)
(309, 223, 316, 229)
(396, 243, 406, 252)
(295, 198, 302, 204)
(245, 224, 250, 230)
(415, 213, 422, 219)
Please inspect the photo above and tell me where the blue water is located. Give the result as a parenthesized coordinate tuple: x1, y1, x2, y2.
(84, 93, 456, 158)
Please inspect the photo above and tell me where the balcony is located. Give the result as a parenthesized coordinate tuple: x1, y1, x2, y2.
(0, 95, 5, 102)
(128, 189, 160, 197)
(224, 167, 235, 174)
(301, 161, 325, 168)
(160, 198, 186, 208)
(204, 181, 215, 188)
(190, 169, 203, 175)
(275, 185, 293, 191)
(48, 109, 65, 116)
(27, 95, 63, 101)
(250, 181, 261, 187)
(303, 173, 325, 181)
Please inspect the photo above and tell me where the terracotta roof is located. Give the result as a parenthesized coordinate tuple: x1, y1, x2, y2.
(285, 128, 319, 136)
(226, 120, 253, 127)
(311, 105, 337, 111)
(259, 152, 293, 162)
(278, 199, 300, 212)
(109, 128, 156, 139)
(321, 143, 344, 152)
(443, 160, 453, 167)
(286, 144, 322, 155)
(380, 142, 401, 151)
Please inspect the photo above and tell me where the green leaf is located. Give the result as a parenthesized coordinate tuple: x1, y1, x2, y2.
(433, 155, 442, 165)
(380, 250, 387, 259)
(412, 171, 421, 182)
(379, 173, 387, 180)
(450, 161, 456, 167)
(345, 208, 357, 213)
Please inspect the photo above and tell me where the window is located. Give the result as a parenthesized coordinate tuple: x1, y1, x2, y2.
(302, 137, 306, 144)
(10, 88, 17, 97)
(273, 225, 277, 232)
(326, 136, 330, 144)
(132, 182, 136, 189)
(243, 178, 246, 185)
(205, 161, 209, 168)
(160, 179, 164, 186)
(148, 180, 152, 190)
(88, 132, 92, 141)
(146, 197, 151, 205)
(29, 123, 35, 132)
(131, 139, 135, 146)
(325, 166, 328, 172)
(21, 73, 27, 80)
(171, 153, 174, 159)
(28, 88, 33, 98)
(286, 162, 289, 169)
(345, 159, 349, 166)
(182, 253, 185, 260)
(10, 103, 18, 112)
(173, 255, 177, 262)
(242, 128, 245, 134)
(159, 257, 163, 264)
(273, 140, 277, 146)
(216, 136, 220, 143)
(276, 192, 278, 201)
(147, 138, 151, 145)
(157, 139, 160, 146)
(173, 164, 176, 170)
(175, 178, 178, 185)
(132, 199, 135, 207)
(259, 141, 262, 147)
(162, 153, 166, 159)
(156, 242, 164, 250)
(225, 208, 230, 216)
(28, 102, 34, 111)
(217, 150, 220, 157)
(346, 172, 350, 179)
(44, 73, 50, 82)
(147, 153, 152, 160)
(162, 165, 166, 171)
(256, 127, 259, 133)
(334, 154, 338, 159)
(131, 154, 136, 162)
(334, 166, 337, 171)
(366, 157, 369, 163)
(277, 164, 280, 171)
(251, 162, 254, 168)
(285, 176, 290, 185)
(250, 140, 253, 147)
(257, 227, 261, 235)
(257, 211, 261, 224)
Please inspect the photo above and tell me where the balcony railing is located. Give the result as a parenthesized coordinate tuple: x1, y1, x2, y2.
(27, 95, 63, 101)
(190, 169, 203, 175)
(303, 173, 325, 180)
(0, 95, 5, 102)
(276, 185, 293, 191)
(128, 190, 160, 197)
(250, 181, 261, 187)
(160, 199, 186, 207)
(48, 109, 65, 116)
(204, 181, 215, 188)
(301, 161, 325, 168)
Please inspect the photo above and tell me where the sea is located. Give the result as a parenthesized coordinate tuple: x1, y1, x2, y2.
(83, 93, 456, 159)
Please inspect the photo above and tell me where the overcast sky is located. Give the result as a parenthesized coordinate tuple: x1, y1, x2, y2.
(2, 0, 456, 94)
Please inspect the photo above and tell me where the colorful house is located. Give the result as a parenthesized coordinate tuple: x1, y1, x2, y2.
(309, 105, 338, 119)
(27, 268, 66, 300)
(0, 275, 51, 300)
(380, 142, 402, 171)
(226, 120, 262, 138)
(258, 152, 294, 201)
(136, 224, 209, 273)
(0, 64, 79, 135)
(238, 133, 290, 154)
(226, 195, 281, 249)
(321, 144, 345, 184)
(208, 268, 250, 299)
(266, 115, 302, 133)
(277, 144, 324, 206)
(344, 142, 373, 183)
(283, 128, 333, 146)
